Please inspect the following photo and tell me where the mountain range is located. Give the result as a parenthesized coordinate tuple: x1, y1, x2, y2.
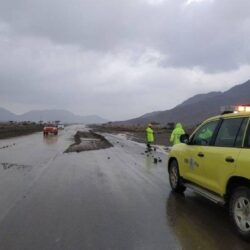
(0, 108, 107, 124)
(1, 79, 250, 126)
(120, 79, 250, 127)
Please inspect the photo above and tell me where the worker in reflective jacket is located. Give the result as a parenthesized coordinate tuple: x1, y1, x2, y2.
(146, 123, 154, 152)
(170, 123, 185, 145)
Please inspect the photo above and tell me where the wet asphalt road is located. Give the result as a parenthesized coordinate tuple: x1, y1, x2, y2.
(0, 125, 249, 250)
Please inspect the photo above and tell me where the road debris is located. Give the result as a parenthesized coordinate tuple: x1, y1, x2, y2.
(0, 143, 16, 150)
(1, 162, 32, 170)
(65, 131, 113, 153)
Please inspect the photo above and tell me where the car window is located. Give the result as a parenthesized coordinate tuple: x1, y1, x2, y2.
(215, 118, 243, 147)
(192, 120, 219, 146)
(245, 122, 250, 148)
(235, 118, 248, 147)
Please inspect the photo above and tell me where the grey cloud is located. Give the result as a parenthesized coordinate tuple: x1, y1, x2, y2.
(0, 0, 250, 71)
(0, 0, 250, 120)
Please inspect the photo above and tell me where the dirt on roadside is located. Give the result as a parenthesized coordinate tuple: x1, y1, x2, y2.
(90, 124, 195, 146)
(0, 123, 44, 139)
(91, 124, 171, 146)
(65, 131, 113, 153)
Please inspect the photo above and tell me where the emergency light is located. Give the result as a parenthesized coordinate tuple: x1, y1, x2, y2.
(237, 105, 250, 113)
(221, 104, 250, 114)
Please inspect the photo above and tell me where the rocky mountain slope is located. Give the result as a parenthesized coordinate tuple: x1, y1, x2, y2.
(120, 79, 250, 126)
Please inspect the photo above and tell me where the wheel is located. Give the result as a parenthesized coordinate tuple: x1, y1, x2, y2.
(229, 186, 250, 241)
(169, 160, 186, 193)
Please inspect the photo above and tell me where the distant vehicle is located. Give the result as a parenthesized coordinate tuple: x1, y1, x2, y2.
(168, 104, 250, 240)
(43, 124, 58, 136)
(57, 124, 64, 130)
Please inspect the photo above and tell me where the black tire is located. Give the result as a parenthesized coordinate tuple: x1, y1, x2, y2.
(169, 160, 186, 193)
(229, 186, 250, 241)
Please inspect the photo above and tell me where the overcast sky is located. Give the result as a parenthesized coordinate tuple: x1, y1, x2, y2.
(0, 0, 250, 120)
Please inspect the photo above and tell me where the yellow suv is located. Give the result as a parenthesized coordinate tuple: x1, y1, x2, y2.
(168, 106, 250, 240)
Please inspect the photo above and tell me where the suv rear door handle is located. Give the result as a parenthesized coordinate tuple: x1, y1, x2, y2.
(225, 157, 235, 163)
(198, 152, 204, 157)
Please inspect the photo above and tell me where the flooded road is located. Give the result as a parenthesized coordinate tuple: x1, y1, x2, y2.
(0, 125, 249, 250)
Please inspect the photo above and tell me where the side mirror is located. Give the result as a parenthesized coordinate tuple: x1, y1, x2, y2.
(180, 134, 190, 144)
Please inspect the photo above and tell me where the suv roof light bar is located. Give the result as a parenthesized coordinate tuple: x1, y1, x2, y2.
(221, 104, 250, 115)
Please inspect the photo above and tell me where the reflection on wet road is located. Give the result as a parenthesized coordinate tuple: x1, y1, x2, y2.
(0, 126, 249, 250)
(166, 193, 249, 249)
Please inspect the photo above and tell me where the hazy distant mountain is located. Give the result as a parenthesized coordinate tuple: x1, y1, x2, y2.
(0, 107, 16, 122)
(119, 79, 250, 127)
(178, 91, 221, 107)
(140, 111, 162, 119)
(0, 108, 107, 124)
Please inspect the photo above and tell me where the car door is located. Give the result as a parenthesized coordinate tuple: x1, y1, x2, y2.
(182, 119, 220, 187)
(202, 117, 249, 195)
(236, 119, 250, 180)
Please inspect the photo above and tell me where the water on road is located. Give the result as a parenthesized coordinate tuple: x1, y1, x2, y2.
(0, 125, 249, 250)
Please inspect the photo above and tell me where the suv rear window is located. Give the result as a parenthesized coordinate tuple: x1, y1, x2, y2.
(214, 118, 244, 147)
(235, 119, 248, 147)
(245, 122, 250, 148)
